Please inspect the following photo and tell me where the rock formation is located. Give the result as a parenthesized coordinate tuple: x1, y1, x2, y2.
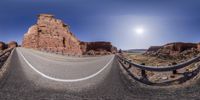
(0, 41, 18, 52)
(144, 46, 162, 56)
(22, 14, 82, 55)
(22, 14, 117, 55)
(8, 41, 18, 48)
(146, 46, 162, 52)
(80, 41, 117, 55)
(157, 42, 197, 56)
(145, 46, 162, 55)
(145, 42, 200, 60)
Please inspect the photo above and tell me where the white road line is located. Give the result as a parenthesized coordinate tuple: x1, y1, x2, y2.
(18, 49, 114, 82)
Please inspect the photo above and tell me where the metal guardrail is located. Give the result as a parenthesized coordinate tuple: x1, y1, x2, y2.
(117, 54, 200, 78)
(0, 48, 14, 58)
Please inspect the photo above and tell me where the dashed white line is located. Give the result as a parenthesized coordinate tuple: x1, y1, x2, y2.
(18, 49, 114, 82)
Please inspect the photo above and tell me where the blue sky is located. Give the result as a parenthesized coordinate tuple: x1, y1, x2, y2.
(0, 0, 200, 49)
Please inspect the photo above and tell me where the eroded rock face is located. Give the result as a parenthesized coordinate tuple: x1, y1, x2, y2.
(144, 46, 162, 56)
(147, 46, 162, 52)
(158, 42, 197, 56)
(22, 14, 117, 56)
(145, 42, 199, 59)
(80, 41, 117, 55)
(22, 14, 82, 55)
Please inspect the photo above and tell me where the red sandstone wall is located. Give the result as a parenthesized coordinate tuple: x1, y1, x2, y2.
(22, 14, 82, 55)
(22, 14, 117, 55)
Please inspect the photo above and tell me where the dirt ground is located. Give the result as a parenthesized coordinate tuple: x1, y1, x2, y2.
(121, 52, 200, 84)
(123, 53, 189, 67)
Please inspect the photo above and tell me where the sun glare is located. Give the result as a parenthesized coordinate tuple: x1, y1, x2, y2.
(135, 27, 144, 35)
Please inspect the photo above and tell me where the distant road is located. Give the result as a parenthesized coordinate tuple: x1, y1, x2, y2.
(0, 48, 199, 100)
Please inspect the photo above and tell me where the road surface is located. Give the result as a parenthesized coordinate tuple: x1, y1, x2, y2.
(0, 48, 200, 100)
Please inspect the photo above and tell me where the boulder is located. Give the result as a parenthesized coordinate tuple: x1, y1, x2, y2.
(86, 50, 95, 55)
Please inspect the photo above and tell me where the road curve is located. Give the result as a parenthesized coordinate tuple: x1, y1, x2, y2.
(0, 48, 200, 100)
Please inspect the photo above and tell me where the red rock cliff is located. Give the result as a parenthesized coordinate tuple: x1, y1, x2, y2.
(22, 14, 82, 55)
(22, 14, 117, 55)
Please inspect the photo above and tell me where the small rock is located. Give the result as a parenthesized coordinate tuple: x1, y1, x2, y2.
(161, 76, 168, 80)
(186, 68, 193, 72)
(195, 63, 200, 67)
(170, 75, 176, 78)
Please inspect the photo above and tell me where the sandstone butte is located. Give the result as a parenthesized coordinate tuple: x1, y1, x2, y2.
(22, 14, 117, 55)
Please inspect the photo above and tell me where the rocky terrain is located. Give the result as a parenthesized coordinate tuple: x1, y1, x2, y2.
(123, 42, 200, 66)
(121, 42, 200, 84)
(144, 42, 200, 61)
(22, 14, 117, 56)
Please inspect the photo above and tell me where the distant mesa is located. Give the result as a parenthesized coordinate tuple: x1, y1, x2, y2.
(0, 41, 18, 52)
(8, 41, 18, 48)
(145, 42, 200, 59)
(22, 14, 117, 55)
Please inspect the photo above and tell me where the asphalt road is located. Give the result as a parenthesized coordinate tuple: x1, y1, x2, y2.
(0, 48, 200, 100)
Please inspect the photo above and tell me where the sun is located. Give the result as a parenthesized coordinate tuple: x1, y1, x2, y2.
(135, 27, 144, 35)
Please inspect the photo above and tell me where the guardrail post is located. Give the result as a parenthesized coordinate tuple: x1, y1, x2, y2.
(140, 63, 147, 78)
(128, 63, 132, 69)
(173, 70, 177, 74)
(172, 62, 177, 74)
(141, 70, 147, 78)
